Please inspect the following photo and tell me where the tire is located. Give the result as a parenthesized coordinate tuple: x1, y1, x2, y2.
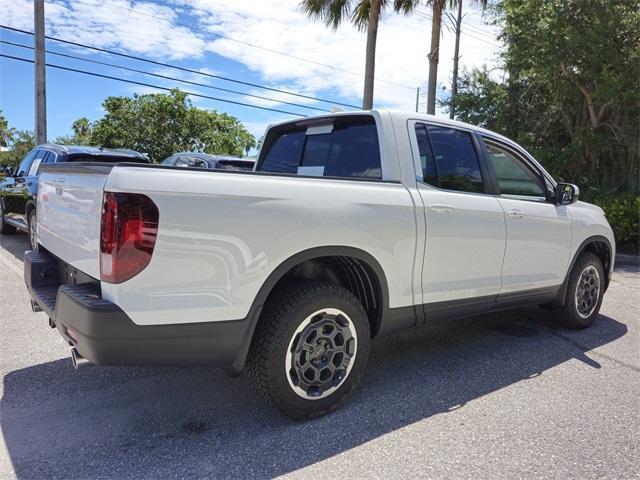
(0, 203, 16, 234)
(27, 209, 38, 250)
(551, 252, 605, 329)
(246, 281, 371, 420)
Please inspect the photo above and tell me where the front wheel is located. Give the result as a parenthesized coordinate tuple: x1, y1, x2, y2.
(551, 252, 605, 329)
(246, 281, 371, 420)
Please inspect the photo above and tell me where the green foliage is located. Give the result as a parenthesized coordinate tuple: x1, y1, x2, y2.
(594, 196, 640, 250)
(55, 117, 95, 145)
(0, 129, 35, 169)
(445, 0, 640, 249)
(90, 90, 255, 162)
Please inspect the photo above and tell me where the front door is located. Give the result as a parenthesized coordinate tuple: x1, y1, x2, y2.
(481, 138, 572, 294)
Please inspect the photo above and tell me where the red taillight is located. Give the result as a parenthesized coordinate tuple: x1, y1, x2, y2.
(100, 192, 159, 284)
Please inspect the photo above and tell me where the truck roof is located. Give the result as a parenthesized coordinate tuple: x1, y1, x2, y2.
(265, 109, 532, 165)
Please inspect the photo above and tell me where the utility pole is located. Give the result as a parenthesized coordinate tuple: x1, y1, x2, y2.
(415, 87, 420, 113)
(34, 0, 47, 144)
(449, 0, 464, 120)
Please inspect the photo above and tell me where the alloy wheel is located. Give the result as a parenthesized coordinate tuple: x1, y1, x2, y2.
(575, 265, 600, 319)
(285, 308, 358, 400)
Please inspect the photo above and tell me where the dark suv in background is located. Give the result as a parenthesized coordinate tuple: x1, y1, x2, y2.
(0, 144, 148, 249)
(161, 152, 255, 171)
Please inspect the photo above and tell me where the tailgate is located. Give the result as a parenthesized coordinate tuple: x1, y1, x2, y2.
(37, 163, 113, 279)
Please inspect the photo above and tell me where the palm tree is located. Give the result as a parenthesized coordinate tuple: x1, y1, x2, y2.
(301, 0, 418, 110)
(425, 0, 487, 115)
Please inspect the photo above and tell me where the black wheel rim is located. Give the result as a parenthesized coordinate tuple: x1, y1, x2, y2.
(575, 265, 600, 319)
(285, 308, 357, 400)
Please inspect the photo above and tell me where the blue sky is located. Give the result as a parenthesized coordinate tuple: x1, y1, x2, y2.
(0, 0, 500, 143)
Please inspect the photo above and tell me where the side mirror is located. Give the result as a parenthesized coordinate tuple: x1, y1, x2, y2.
(4, 167, 14, 177)
(554, 183, 579, 205)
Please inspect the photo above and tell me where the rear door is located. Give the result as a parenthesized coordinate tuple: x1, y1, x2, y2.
(410, 122, 506, 311)
(480, 137, 571, 294)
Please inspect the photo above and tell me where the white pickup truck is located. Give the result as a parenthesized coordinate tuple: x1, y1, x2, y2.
(25, 110, 615, 419)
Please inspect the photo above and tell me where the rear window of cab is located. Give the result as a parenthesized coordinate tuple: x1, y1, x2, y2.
(258, 116, 382, 180)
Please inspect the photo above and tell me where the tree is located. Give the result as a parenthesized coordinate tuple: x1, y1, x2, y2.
(300, 0, 418, 110)
(0, 110, 16, 148)
(425, 0, 487, 115)
(55, 117, 94, 145)
(0, 130, 35, 168)
(448, 0, 639, 196)
(90, 90, 255, 162)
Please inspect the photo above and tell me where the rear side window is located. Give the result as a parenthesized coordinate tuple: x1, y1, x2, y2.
(27, 150, 48, 176)
(259, 116, 382, 179)
(414, 124, 437, 186)
(421, 125, 484, 194)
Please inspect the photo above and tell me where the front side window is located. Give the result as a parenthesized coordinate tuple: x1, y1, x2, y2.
(484, 141, 545, 197)
(161, 156, 177, 166)
(259, 116, 382, 179)
(15, 150, 38, 177)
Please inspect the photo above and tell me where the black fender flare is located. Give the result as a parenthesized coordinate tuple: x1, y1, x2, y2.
(553, 235, 613, 307)
(227, 245, 390, 376)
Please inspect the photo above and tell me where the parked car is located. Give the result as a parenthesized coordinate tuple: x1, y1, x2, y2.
(0, 144, 148, 249)
(161, 152, 254, 171)
(25, 111, 614, 420)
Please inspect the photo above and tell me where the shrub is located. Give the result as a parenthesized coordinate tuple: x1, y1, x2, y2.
(594, 195, 640, 251)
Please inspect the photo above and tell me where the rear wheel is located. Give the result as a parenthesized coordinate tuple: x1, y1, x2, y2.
(0, 203, 16, 234)
(28, 210, 38, 250)
(551, 252, 604, 329)
(246, 281, 371, 420)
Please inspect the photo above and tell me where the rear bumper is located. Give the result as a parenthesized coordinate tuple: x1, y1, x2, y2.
(24, 249, 252, 367)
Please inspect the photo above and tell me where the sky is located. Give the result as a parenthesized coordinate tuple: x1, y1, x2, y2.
(0, 0, 502, 144)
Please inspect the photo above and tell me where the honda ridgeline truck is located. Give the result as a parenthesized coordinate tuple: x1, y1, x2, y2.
(24, 111, 615, 419)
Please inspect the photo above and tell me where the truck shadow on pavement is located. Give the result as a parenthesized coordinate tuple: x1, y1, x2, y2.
(0, 308, 628, 479)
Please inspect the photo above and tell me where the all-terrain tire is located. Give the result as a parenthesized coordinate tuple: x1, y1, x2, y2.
(246, 281, 371, 420)
(551, 252, 605, 329)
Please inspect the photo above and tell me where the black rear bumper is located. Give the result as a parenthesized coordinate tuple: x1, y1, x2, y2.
(24, 250, 253, 367)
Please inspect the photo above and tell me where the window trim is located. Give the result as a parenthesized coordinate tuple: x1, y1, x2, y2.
(408, 120, 495, 196)
(479, 136, 552, 203)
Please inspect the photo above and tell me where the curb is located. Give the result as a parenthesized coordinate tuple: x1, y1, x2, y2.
(615, 253, 640, 268)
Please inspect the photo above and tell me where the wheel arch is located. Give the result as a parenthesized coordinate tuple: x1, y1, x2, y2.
(228, 246, 390, 375)
(26, 199, 37, 217)
(555, 235, 613, 307)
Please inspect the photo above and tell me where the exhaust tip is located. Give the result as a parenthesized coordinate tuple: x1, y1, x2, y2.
(70, 348, 89, 369)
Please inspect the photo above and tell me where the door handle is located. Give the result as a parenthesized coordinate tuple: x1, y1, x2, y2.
(56, 177, 66, 183)
(508, 209, 525, 218)
(428, 204, 454, 214)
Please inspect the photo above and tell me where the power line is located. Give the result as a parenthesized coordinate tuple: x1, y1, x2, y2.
(0, 53, 308, 117)
(0, 39, 333, 114)
(414, 9, 500, 47)
(78, 0, 416, 91)
(0, 25, 361, 109)
(415, 7, 499, 41)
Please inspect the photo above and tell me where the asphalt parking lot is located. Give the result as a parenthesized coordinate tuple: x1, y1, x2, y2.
(0, 232, 638, 479)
